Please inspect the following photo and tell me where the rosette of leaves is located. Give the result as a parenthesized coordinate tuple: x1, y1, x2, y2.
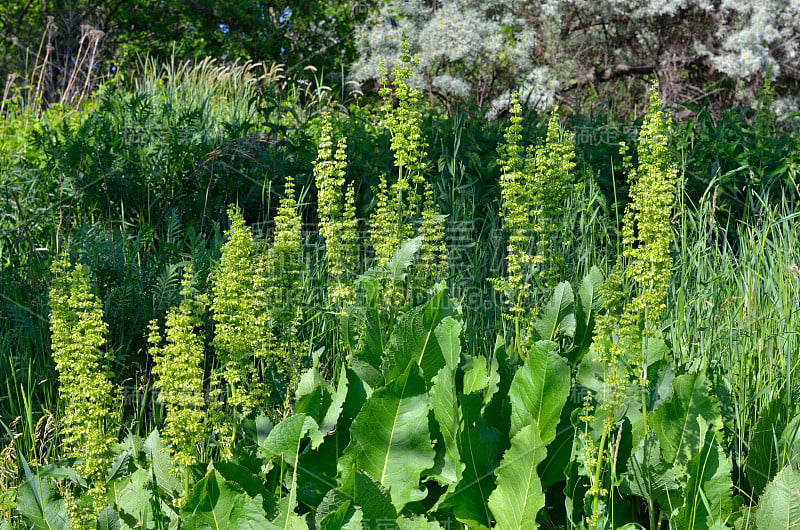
(49, 254, 118, 528)
(149, 264, 208, 469)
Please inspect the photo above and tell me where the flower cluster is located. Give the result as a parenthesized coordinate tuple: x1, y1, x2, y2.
(370, 46, 448, 298)
(49, 255, 118, 527)
(314, 115, 359, 308)
(211, 205, 264, 416)
(149, 265, 208, 468)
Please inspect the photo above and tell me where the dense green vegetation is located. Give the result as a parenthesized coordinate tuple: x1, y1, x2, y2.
(3, 5, 800, 527)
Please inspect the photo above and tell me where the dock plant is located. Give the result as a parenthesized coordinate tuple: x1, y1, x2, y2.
(261, 176, 307, 401)
(211, 206, 262, 417)
(49, 255, 118, 528)
(370, 45, 448, 306)
(148, 265, 208, 471)
(314, 115, 359, 309)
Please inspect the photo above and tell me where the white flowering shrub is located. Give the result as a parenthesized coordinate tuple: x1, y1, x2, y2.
(352, 0, 537, 111)
(353, 0, 800, 116)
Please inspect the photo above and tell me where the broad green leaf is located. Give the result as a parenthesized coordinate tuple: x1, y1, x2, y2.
(340, 472, 397, 527)
(672, 435, 734, 529)
(434, 317, 461, 370)
(143, 429, 181, 497)
(509, 340, 570, 443)
(622, 431, 678, 506)
(296, 435, 340, 509)
(263, 414, 320, 466)
(463, 355, 490, 394)
(482, 336, 514, 437)
(263, 413, 319, 522)
(652, 371, 722, 479)
(112, 468, 164, 529)
(97, 507, 121, 530)
(271, 497, 307, 530)
(294, 350, 332, 426)
(755, 466, 800, 529)
(181, 465, 274, 530)
(386, 236, 423, 283)
(320, 363, 349, 435)
(317, 499, 353, 530)
(214, 462, 276, 518)
(106, 449, 132, 481)
(295, 358, 348, 443)
(532, 281, 575, 342)
(488, 424, 547, 530)
(16, 463, 66, 530)
(745, 396, 800, 497)
(429, 364, 463, 487)
(448, 394, 501, 528)
(539, 400, 577, 489)
(347, 363, 435, 511)
(352, 306, 384, 388)
(570, 266, 603, 364)
(382, 289, 455, 385)
(315, 488, 353, 528)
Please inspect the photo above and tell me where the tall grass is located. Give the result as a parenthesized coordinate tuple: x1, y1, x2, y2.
(670, 185, 800, 496)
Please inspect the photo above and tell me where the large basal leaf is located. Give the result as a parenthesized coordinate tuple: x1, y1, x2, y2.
(16, 455, 67, 530)
(271, 497, 307, 530)
(429, 363, 463, 488)
(671, 435, 734, 529)
(539, 400, 578, 489)
(262, 413, 320, 523)
(262, 413, 320, 467)
(294, 350, 333, 427)
(112, 468, 163, 529)
(434, 316, 462, 370)
(745, 395, 800, 498)
(622, 431, 678, 506)
(320, 467, 395, 526)
(97, 507, 121, 530)
(341, 471, 397, 527)
(296, 434, 340, 510)
(295, 357, 348, 443)
(181, 464, 274, 530)
(448, 394, 501, 528)
(755, 466, 800, 528)
(652, 371, 723, 479)
(568, 266, 603, 364)
(381, 289, 455, 385)
(143, 429, 182, 498)
(346, 363, 435, 511)
(213, 462, 276, 518)
(531, 281, 575, 343)
(509, 340, 570, 444)
(488, 424, 547, 530)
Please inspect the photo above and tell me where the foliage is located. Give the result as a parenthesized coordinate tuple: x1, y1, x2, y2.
(0, 0, 367, 107)
(4, 53, 800, 530)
